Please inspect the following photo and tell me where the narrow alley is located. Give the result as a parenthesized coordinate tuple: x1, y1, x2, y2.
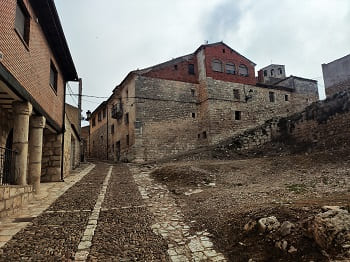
(0, 163, 226, 261)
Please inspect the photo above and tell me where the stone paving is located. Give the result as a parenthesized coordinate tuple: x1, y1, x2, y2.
(129, 165, 227, 262)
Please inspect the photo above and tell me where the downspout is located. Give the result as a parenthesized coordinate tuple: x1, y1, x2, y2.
(60, 81, 67, 182)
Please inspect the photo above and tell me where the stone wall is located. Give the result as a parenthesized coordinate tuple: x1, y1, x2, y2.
(41, 131, 62, 182)
(325, 79, 350, 98)
(89, 122, 108, 160)
(0, 185, 33, 218)
(63, 114, 80, 178)
(215, 87, 350, 154)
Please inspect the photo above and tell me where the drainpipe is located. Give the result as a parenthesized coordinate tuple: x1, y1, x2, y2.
(60, 81, 67, 182)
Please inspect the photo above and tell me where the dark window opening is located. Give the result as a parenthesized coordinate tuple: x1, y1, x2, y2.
(235, 111, 241, 120)
(100, 135, 103, 140)
(191, 89, 195, 97)
(126, 89, 128, 100)
(111, 124, 115, 134)
(126, 134, 130, 146)
(192, 113, 196, 118)
(197, 134, 201, 139)
(270, 69, 274, 76)
(103, 108, 106, 118)
(263, 70, 267, 76)
(238, 64, 248, 76)
(202, 131, 207, 139)
(98, 112, 102, 121)
(212, 59, 223, 72)
(15, 1, 30, 45)
(285, 94, 289, 101)
(233, 89, 240, 99)
(222, 49, 225, 53)
(269, 91, 275, 102)
(174, 64, 178, 70)
(125, 113, 129, 124)
(278, 68, 283, 75)
(188, 64, 195, 75)
(50, 61, 58, 92)
(226, 63, 235, 74)
(92, 117, 96, 127)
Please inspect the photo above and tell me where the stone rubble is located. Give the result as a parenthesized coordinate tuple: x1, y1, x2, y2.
(130, 165, 227, 262)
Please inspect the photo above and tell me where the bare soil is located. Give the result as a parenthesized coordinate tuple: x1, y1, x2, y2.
(150, 150, 350, 261)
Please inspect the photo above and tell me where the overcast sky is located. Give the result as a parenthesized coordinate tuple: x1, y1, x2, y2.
(55, 0, 350, 124)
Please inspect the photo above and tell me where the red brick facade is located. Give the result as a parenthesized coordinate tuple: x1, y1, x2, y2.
(0, 0, 67, 128)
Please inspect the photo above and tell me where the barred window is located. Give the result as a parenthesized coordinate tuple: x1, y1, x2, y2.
(239, 64, 248, 76)
(226, 63, 236, 74)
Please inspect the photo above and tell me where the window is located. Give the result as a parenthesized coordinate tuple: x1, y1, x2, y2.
(50, 61, 58, 92)
(285, 94, 289, 101)
(238, 64, 248, 76)
(111, 124, 115, 134)
(174, 64, 178, 70)
(188, 64, 195, 75)
(212, 59, 223, 72)
(15, 1, 30, 45)
(235, 111, 241, 120)
(269, 91, 275, 102)
(202, 131, 207, 139)
(270, 69, 274, 76)
(98, 112, 102, 121)
(103, 108, 106, 119)
(233, 89, 240, 100)
(222, 49, 225, 53)
(226, 63, 235, 74)
(263, 70, 267, 76)
(125, 113, 129, 125)
(197, 134, 201, 139)
(126, 134, 130, 146)
(192, 113, 196, 118)
(126, 89, 128, 100)
(191, 89, 195, 97)
(92, 117, 96, 127)
(278, 68, 283, 75)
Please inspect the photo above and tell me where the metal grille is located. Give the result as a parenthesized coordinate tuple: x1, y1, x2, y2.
(0, 146, 16, 185)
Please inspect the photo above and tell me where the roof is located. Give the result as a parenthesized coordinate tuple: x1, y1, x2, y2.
(322, 54, 350, 66)
(273, 75, 317, 86)
(259, 64, 285, 71)
(29, 0, 78, 81)
(90, 101, 107, 117)
(194, 41, 257, 66)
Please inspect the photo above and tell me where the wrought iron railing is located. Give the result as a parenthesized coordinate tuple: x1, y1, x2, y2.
(0, 146, 16, 185)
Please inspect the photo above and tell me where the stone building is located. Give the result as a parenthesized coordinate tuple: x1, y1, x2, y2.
(89, 42, 318, 162)
(322, 54, 350, 97)
(0, 0, 78, 199)
(81, 125, 90, 161)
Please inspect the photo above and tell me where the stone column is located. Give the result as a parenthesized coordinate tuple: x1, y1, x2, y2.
(28, 116, 46, 194)
(12, 101, 32, 185)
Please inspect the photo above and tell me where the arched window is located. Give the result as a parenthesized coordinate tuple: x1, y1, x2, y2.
(270, 69, 274, 76)
(239, 64, 248, 76)
(263, 70, 267, 76)
(226, 63, 235, 74)
(212, 59, 223, 72)
(278, 68, 283, 75)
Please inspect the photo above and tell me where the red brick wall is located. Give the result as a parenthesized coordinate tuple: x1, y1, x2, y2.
(143, 56, 198, 84)
(203, 45, 257, 85)
(0, 0, 65, 127)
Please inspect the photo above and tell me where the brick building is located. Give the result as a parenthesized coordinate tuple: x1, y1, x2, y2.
(322, 54, 350, 97)
(0, 0, 78, 201)
(89, 42, 318, 162)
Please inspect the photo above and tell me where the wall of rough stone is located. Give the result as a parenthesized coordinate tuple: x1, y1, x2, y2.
(325, 79, 350, 98)
(41, 131, 62, 182)
(63, 114, 80, 178)
(89, 123, 108, 160)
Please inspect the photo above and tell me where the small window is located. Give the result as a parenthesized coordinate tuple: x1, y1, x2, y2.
(174, 64, 178, 70)
(126, 89, 128, 100)
(188, 64, 195, 75)
(126, 134, 130, 146)
(125, 113, 129, 124)
(270, 69, 274, 76)
(285, 94, 289, 101)
(111, 124, 115, 134)
(103, 108, 106, 118)
(222, 49, 225, 53)
(226, 63, 235, 74)
(192, 113, 196, 118)
(50, 61, 58, 92)
(269, 91, 275, 102)
(92, 117, 96, 127)
(15, 1, 30, 45)
(233, 89, 240, 99)
(238, 64, 248, 76)
(278, 68, 283, 75)
(197, 134, 201, 139)
(100, 135, 103, 140)
(263, 70, 267, 76)
(98, 112, 102, 121)
(191, 89, 195, 97)
(235, 111, 241, 120)
(202, 131, 207, 139)
(212, 59, 223, 72)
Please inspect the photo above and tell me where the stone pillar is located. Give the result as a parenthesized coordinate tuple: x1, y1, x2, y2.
(12, 101, 32, 185)
(28, 116, 46, 194)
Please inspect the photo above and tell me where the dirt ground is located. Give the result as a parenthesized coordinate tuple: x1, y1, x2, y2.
(150, 149, 350, 261)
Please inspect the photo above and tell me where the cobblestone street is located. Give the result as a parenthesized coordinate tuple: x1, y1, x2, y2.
(0, 162, 226, 261)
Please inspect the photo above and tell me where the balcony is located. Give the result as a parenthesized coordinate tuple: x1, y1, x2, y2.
(111, 103, 123, 119)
